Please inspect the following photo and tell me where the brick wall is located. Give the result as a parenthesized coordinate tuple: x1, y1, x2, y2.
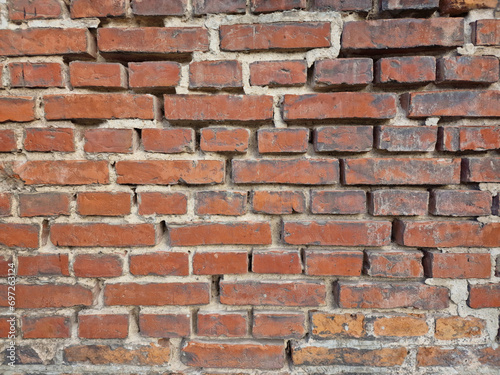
(1, 0, 500, 373)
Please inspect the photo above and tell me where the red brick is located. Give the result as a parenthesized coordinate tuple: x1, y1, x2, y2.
(131, 0, 187, 15)
(437, 56, 499, 84)
(233, 159, 339, 185)
(193, 0, 246, 14)
(169, 222, 271, 246)
(440, 126, 500, 151)
(73, 254, 123, 277)
(342, 18, 464, 51)
(417, 346, 500, 367)
(220, 280, 325, 306)
(442, 0, 497, 14)
(253, 312, 305, 339)
(220, 22, 331, 51)
(138, 192, 187, 215)
(373, 316, 428, 337)
(366, 250, 424, 278)
(284, 220, 392, 246)
(0, 223, 39, 249)
(462, 158, 500, 182)
(258, 128, 309, 153)
(469, 284, 500, 308)
(193, 251, 248, 275)
(311, 313, 365, 338)
(128, 61, 181, 89)
(189, 60, 243, 90)
(165, 95, 273, 122)
(70, 62, 127, 88)
(24, 128, 74, 152)
(305, 250, 363, 276)
(311, 190, 366, 214)
(0, 194, 11, 216)
(376, 56, 436, 84)
(251, 0, 306, 12)
(293, 345, 407, 366)
(344, 158, 460, 185)
(381, 0, 439, 11)
(314, 126, 373, 152)
(19, 193, 70, 217)
(0, 97, 35, 122)
(18, 254, 69, 276)
(435, 316, 486, 340)
(430, 190, 491, 216)
(9, 0, 62, 20)
(0, 130, 16, 152)
(473, 19, 500, 46)
(44, 94, 157, 120)
(139, 314, 190, 338)
(197, 312, 247, 337)
(129, 252, 189, 276)
(79, 315, 128, 339)
(116, 160, 224, 185)
(252, 191, 305, 214)
(425, 253, 491, 279)
(142, 128, 194, 153)
(64, 344, 170, 365)
(395, 220, 500, 248)
(51, 223, 156, 247)
(195, 191, 246, 216)
(104, 282, 210, 306)
(252, 249, 302, 274)
(98, 27, 209, 55)
(250, 60, 307, 86)
(9, 62, 63, 87)
(284, 93, 397, 120)
(22, 316, 70, 339)
(71, 0, 126, 18)
(376, 126, 437, 152)
(16, 284, 93, 308)
(369, 190, 428, 216)
(406, 90, 500, 118)
(313, 58, 373, 87)
(0, 28, 95, 57)
(0, 255, 11, 277)
(311, 0, 372, 11)
(182, 341, 284, 369)
(337, 282, 449, 309)
(77, 192, 131, 217)
(200, 127, 249, 153)
(84, 129, 133, 154)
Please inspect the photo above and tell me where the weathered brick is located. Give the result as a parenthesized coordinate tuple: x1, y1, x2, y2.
(284, 93, 397, 120)
(139, 314, 190, 338)
(131, 0, 187, 15)
(0, 194, 11, 216)
(200, 127, 249, 153)
(337, 282, 449, 309)
(369, 190, 429, 216)
(314, 126, 373, 152)
(0, 130, 17, 152)
(129, 252, 189, 276)
(441, 0, 497, 14)
(165, 95, 273, 122)
(50, 223, 156, 247)
(426, 253, 491, 279)
(77, 192, 131, 217)
(258, 128, 309, 153)
(417, 346, 500, 367)
(195, 191, 247, 216)
(193, 251, 248, 275)
(376, 56, 436, 84)
(284, 220, 392, 246)
(437, 56, 499, 84)
(233, 159, 339, 185)
(197, 312, 247, 337)
(16, 284, 92, 308)
(311, 190, 366, 214)
(189, 60, 243, 90)
(252, 249, 302, 274)
(313, 58, 373, 87)
(70, 62, 127, 88)
(342, 18, 464, 51)
(373, 316, 428, 337)
(305, 250, 363, 276)
(128, 61, 181, 89)
(435, 316, 485, 340)
(469, 284, 500, 308)
(376, 126, 437, 152)
(24, 128, 74, 152)
(473, 19, 500, 46)
(73, 254, 123, 278)
(22, 316, 70, 338)
(116, 160, 225, 185)
(104, 283, 210, 306)
(0, 223, 39, 249)
(138, 192, 187, 215)
(366, 250, 424, 278)
(9, 62, 63, 87)
(311, 313, 365, 339)
(250, 60, 307, 86)
(19, 193, 70, 217)
(430, 190, 491, 216)
(182, 341, 284, 369)
(142, 128, 194, 154)
(193, 0, 246, 15)
(64, 344, 170, 365)
(381, 0, 439, 11)
(0, 97, 35, 122)
(253, 312, 305, 339)
(440, 126, 500, 151)
(18, 254, 69, 276)
(79, 314, 128, 339)
(9, 0, 62, 20)
(252, 191, 305, 214)
(84, 129, 133, 154)
(251, 0, 306, 12)
(220, 280, 325, 306)
(169, 222, 271, 246)
(311, 0, 372, 11)
(344, 158, 460, 185)
(71, 0, 126, 18)
(462, 158, 500, 182)
(395, 220, 500, 247)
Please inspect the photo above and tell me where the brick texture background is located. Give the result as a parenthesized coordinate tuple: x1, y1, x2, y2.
(0, 0, 500, 373)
